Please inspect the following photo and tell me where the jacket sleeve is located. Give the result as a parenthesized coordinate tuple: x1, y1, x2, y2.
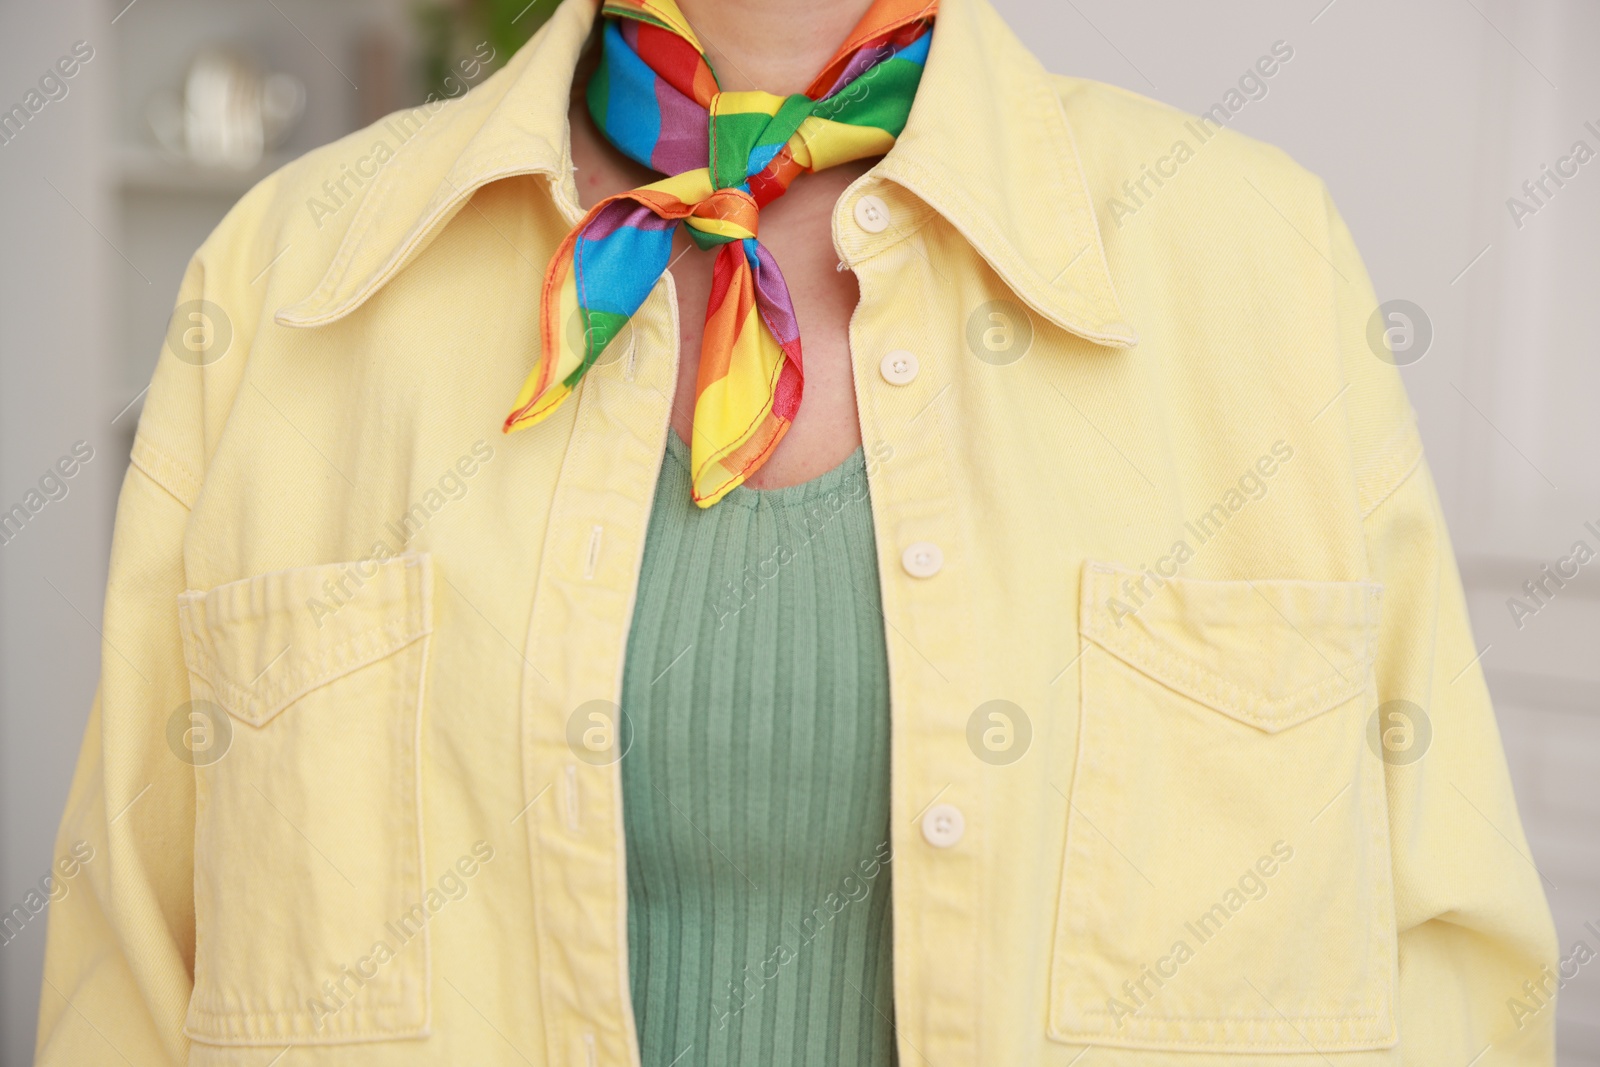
(34, 244, 244, 1065)
(1326, 186, 1560, 1063)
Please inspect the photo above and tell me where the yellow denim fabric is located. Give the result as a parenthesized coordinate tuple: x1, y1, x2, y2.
(36, 0, 1556, 1062)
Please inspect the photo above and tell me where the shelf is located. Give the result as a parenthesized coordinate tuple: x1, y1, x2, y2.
(113, 144, 295, 195)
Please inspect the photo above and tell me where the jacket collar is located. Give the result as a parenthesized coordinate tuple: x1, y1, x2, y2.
(276, 0, 1135, 348)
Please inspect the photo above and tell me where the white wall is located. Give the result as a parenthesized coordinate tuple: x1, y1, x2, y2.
(0, 2, 115, 1063)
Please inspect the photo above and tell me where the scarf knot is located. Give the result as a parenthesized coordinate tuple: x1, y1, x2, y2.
(505, 0, 937, 506)
(686, 186, 760, 249)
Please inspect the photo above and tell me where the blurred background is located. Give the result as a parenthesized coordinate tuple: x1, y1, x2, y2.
(0, 0, 1595, 1062)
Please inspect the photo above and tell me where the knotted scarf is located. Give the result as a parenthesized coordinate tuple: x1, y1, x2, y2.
(503, 0, 937, 505)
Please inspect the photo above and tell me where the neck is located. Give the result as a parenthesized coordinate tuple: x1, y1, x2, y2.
(674, 0, 877, 94)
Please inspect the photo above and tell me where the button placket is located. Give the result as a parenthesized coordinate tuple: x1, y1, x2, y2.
(921, 803, 966, 848)
(518, 278, 678, 1067)
(880, 349, 919, 385)
(846, 228, 984, 1067)
(854, 193, 891, 233)
(901, 541, 944, 579)
(832, 181, 936, 274)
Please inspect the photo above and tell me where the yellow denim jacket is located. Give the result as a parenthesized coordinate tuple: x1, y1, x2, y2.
(37, 0, 1557, 1062)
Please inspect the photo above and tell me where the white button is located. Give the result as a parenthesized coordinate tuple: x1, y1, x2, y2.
(854, 194, 891, 233)
(879, 349, 919, 385)
(921, 803, 965, 848)
(901, 541, 943, 578)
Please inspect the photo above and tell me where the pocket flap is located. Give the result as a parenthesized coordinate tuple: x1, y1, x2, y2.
(178, 553, 432, 728)
(1079, 561, 1380, 731)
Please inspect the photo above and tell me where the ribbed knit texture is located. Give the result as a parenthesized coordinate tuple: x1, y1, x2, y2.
(620, 431, 896, 1067)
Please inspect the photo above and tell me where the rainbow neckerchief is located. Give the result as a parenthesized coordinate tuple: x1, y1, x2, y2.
(503, 0, 937, 506)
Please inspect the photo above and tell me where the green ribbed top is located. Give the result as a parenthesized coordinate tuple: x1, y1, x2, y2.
(620, 431, 896, 1067)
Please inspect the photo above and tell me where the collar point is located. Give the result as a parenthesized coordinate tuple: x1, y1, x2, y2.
(1096, 321, 1139, 347)
(272, 303, 324, 330)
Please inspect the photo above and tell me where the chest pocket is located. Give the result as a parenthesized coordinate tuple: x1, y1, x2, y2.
(177, 553, 433, 1046)
(1048, 562, 1397, 1052)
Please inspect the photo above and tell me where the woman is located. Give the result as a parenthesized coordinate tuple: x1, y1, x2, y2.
(37, 0, 1555, 1064)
